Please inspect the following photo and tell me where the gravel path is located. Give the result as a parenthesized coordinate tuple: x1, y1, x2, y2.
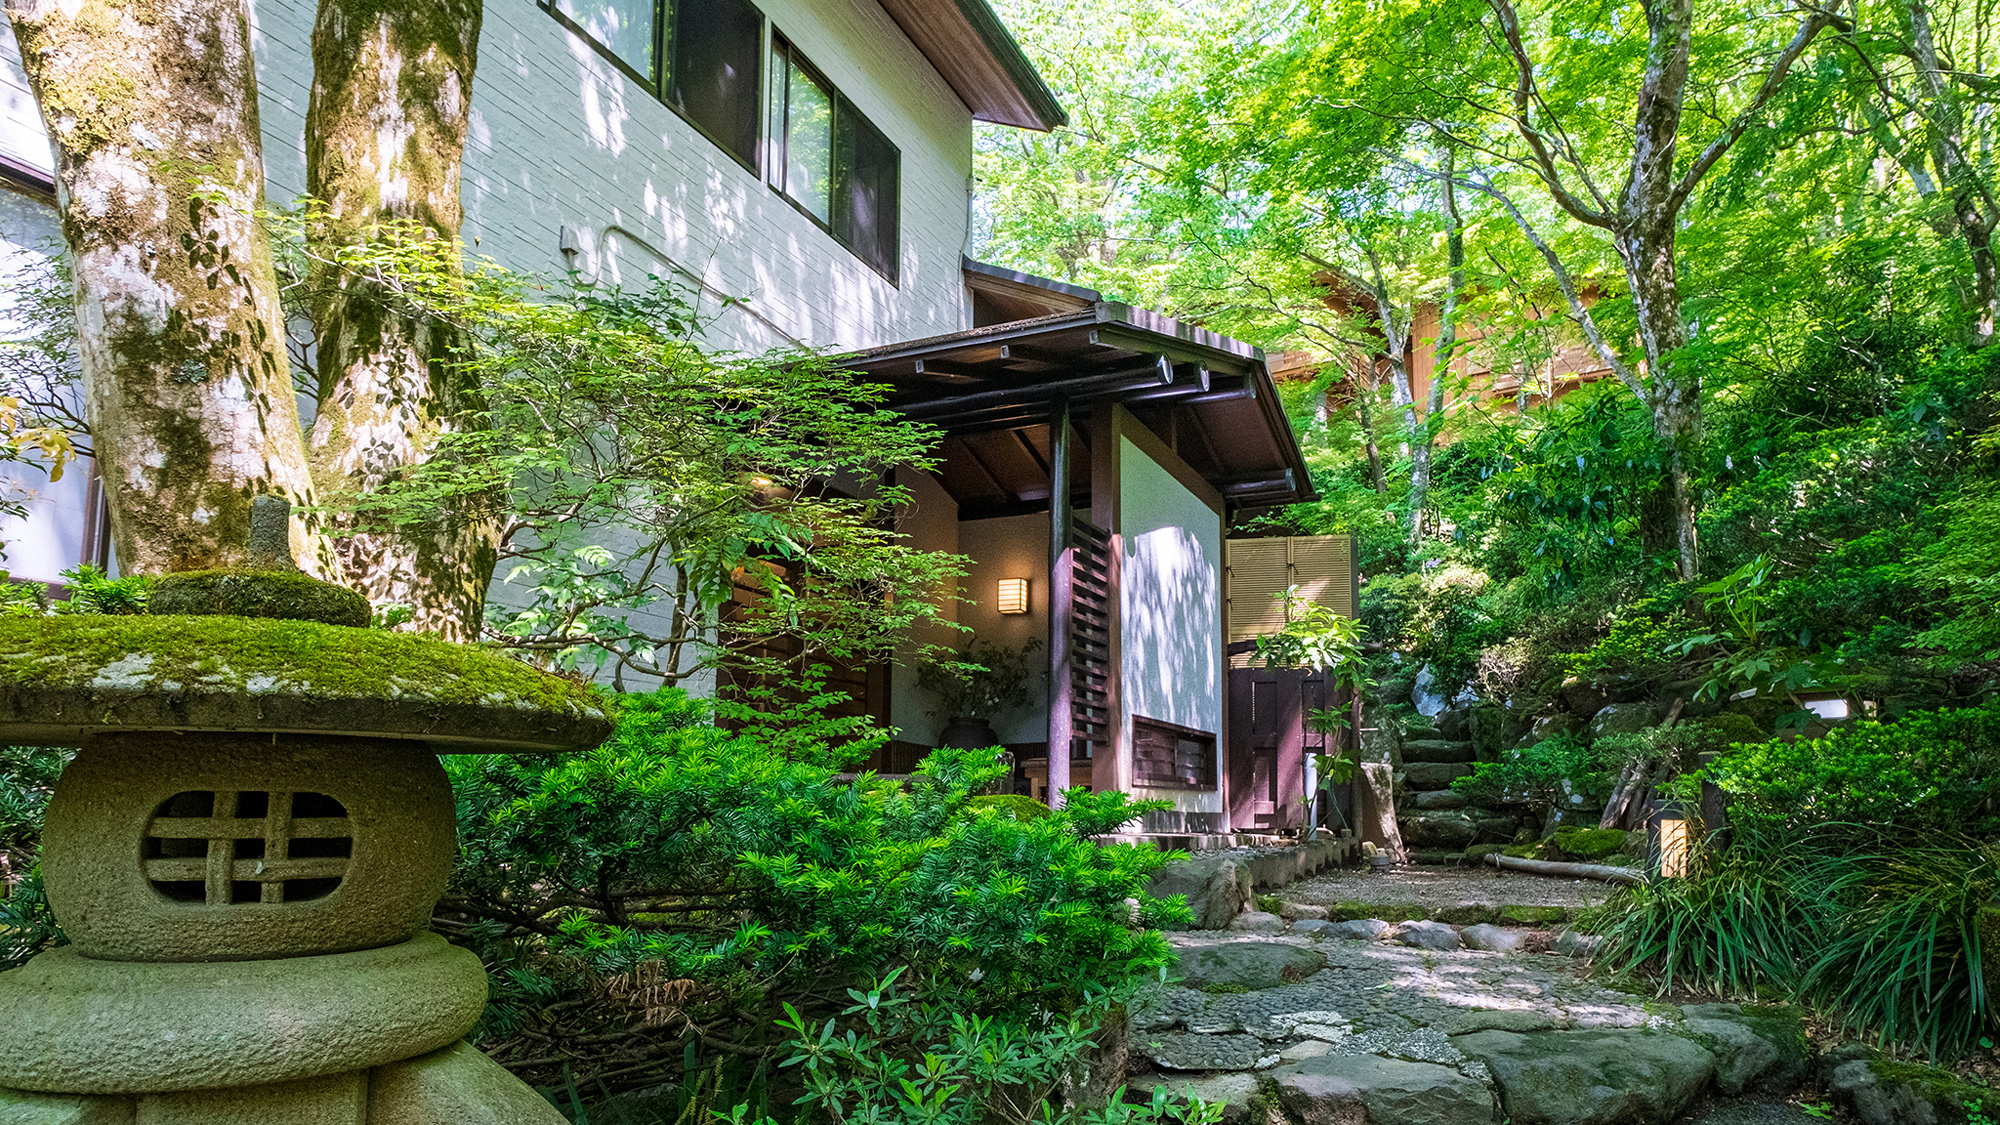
(1279, 862, 1616, 911)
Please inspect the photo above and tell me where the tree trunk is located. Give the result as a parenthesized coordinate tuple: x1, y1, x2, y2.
(1354, 388, 1387, 493)
(1408, 153, 1464, 546)
(7, 0, 332, 577)
(304, 0, 497, 641)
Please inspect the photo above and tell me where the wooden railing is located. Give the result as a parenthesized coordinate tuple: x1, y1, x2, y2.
(1070, 517, 1114, 758)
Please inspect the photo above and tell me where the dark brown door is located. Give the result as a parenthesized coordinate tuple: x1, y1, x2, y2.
(1229, 665, 1302, 831)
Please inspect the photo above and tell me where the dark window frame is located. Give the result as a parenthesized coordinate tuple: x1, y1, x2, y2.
(539, 0, 764, 178)
(768, 33, 902, 286)
(1132, 715, 1218, 791)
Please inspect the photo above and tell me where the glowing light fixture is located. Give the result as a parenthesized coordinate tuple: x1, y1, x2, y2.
(1657, 802, 1691, 878)
(996, 577, 1030, 615)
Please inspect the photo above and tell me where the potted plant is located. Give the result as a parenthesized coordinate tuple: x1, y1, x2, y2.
(917, 637, 1044, 750)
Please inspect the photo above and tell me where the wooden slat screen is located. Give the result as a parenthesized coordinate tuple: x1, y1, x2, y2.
(1225, 535, 1357, 668)
(1132, 715, 1217, 789)
(1070, 517, 1114, 758)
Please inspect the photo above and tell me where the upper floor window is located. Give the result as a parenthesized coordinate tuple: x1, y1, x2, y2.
(768, 36, 901, 284)
(547, 0, 763, 170)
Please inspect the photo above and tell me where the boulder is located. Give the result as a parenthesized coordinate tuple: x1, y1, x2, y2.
(1473, 815, 1520, 843)
(1680, 1003, 1809, 1097)
(1272, 1053, 1494, 1125)
(1291, 919, 1332, 937)
(1148, 856, 1251, 930)
(1402, 814, 1480, 850)
(1134, 1072, 1274, 1125)
(1460, 924, 1529, 954)
(1404, 762, 1473, 791)
(1454, 1028, 1716, 1125)
(1552, 930, 1603, 958)
(1469, 703, 1527, 763)
(1437, 707, 1473, 742)
(1360, 705, 1405, 768)
(1587, 703, 1663, 740)
(1231, 911, 1286, 934)
(1559, 676, 1609, 718)
(1281, 901, 1331, 922)
(1525, 712, 1584, 744)
(1174, 942, 1327, 991)
(1404, 740, 1476, 764)
(1391, 920, 1462, 951)
(1822, 1048, 1988, 1125)
(1411, 790, 1468, 811)
(1137, 1031, 1278, 1072)
(1330, 919, 1391, 942)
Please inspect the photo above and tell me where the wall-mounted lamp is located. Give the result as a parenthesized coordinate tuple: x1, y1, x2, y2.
(996, 577, 1030, 615)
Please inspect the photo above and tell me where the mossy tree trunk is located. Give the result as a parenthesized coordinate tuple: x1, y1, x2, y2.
(5, 0, 334, 577)
(304, 0, 496, 642)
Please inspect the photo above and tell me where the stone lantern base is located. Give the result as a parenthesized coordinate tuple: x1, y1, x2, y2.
(0, 1041, 565, 1124)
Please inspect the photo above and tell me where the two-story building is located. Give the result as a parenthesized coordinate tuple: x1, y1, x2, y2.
(1, 0, 1338, 834)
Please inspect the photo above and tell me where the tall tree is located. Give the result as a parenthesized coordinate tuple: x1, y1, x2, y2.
(1464, 0, 1841, 580)
(1837, 0, 1998, 346)
(303, 0, 494, 640)
(5, 0, 332, 576)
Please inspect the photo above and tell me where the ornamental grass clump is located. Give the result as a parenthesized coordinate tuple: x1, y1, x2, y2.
(1592, 707, 2000, 1060)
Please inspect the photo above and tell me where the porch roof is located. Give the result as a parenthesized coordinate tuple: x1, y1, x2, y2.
(843, 302, 1316, 514)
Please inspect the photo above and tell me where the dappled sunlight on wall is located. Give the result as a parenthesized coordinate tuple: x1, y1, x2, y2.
(1120, 437, 1222, 813)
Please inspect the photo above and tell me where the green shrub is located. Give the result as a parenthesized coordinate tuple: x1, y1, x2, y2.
(1698, 705, 2000, 838)
(1451, 735, 1610, 817)
(447, 689, 1185, 1093)
(966, 794, 1051, 821)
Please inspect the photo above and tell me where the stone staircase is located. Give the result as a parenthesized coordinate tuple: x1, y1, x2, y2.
(1394, 730, 1519, 863)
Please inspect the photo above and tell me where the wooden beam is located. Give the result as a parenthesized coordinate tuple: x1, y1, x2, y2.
(1047, 400, 1074, 808)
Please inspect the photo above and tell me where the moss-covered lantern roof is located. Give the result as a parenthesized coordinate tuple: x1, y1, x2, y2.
(0, 616, 612, 753)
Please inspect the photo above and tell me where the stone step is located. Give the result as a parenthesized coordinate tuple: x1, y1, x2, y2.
(1401, 762, 1472, 791)
(1403, 739, 1475, 764)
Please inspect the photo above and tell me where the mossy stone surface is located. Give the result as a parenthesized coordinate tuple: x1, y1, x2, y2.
(0, 616, 609, 753)
(1551, 827, 1629, 861)
(150, 569, 369, 628)
(1499, 904, 1570, 925)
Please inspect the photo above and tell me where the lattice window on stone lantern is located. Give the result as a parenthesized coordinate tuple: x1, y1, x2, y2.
(143, 791, 353, 905)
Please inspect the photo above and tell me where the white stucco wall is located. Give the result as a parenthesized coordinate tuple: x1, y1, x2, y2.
(248, 0, 976, 353)
(953, 513, 1048, 745)
(1119, 435, 1222, 815)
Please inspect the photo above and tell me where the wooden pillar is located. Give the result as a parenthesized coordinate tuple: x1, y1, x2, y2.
(1090, 406, 1124, 795)
(1047, 400, 1073, 807)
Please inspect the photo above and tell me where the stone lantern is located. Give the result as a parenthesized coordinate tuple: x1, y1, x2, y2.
(0, 501, 612, 1124)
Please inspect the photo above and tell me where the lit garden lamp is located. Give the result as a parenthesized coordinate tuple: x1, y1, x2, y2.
(0, 498, 611, 1124)
(1653, 799, 1693, 879)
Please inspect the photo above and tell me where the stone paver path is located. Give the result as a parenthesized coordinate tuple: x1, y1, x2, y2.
(1129, 921, 1807, 1125)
